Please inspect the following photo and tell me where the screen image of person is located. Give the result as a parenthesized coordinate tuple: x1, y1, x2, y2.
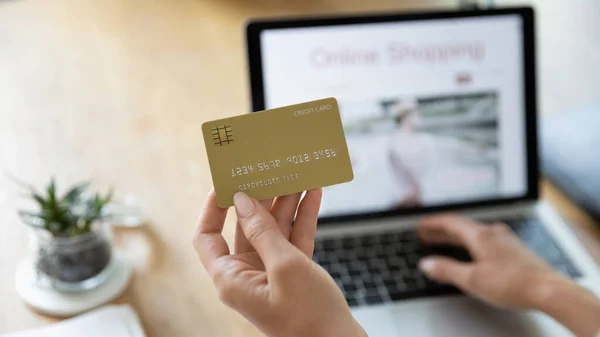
(259, 15, 528, 217)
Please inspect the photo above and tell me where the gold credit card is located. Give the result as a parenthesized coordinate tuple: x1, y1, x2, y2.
(203, 97, 354, 207)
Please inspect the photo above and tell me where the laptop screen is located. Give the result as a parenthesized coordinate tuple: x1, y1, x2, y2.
(254, 13, 531, 219)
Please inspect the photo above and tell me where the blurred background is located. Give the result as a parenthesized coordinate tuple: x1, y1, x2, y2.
(0, 0, 599, 336)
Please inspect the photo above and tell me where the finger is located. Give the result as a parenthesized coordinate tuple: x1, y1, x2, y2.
(235, 198, 274, 254)
(234, 192, 295, 268)
(193, 189, 230, 276)
(234, 221, 253, 254)
(211, 258, 267, 308)
(271, 193, 302, 239)
(419, 256, 472, 288)
(260, 198, 274, 210)
(290, 189, 322, 257)
(417, 214, 482, 249)
(418, 228, 463, 246)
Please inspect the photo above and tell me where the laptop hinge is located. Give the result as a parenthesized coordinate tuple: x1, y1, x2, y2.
(316, 200, 538, 239)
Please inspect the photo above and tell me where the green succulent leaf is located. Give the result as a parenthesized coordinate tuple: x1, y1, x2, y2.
(14, 176, 113, 237)
(103, 188, 114, 205)
(62, 181, 90, 204)
(18, 210, 45, 228)
(48, 221, 63, 234)
(31, 192, 47, 208)
(5, 171, 32, 189)
(47, 177, 57, 206)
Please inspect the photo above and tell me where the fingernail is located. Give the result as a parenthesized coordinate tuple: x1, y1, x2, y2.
(234, 192, 255, 218)
(419, 258, 436, 274)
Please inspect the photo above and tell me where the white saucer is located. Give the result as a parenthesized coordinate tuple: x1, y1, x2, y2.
(15, 255, 132, 317)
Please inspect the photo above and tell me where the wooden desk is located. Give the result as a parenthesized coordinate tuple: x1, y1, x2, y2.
(0, 0, 598, 336)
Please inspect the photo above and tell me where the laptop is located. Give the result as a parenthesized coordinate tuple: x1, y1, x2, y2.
(246, 7, 600, 336)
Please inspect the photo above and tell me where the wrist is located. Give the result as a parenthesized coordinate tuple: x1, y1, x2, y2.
(341, 318, 368, 337)
(531, 272, 600, 337)
(528, 271, 575, 312)
(310, 316, 367, 337)
(348, 318, 369, 337)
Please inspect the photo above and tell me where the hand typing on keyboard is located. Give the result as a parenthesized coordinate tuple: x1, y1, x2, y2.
(193, 189, 366, 337)
(418, 214, 600, 337)
(194, 193, 600, 337)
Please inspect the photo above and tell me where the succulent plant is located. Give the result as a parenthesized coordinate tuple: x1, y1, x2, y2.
(16, 177, 112, 237)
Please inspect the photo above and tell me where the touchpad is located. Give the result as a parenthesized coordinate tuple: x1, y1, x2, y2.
(388, 297, 570, 337)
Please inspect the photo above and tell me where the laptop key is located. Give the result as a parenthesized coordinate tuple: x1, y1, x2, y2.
(363, 289, 384, 305)
(380, 233, 397, 245)
(360, 235, 378, 246)
(388, 290, 416, 302)
(348, 268, 362, 277)
(343, 283, 357, 293)
(357, 254, 371, 262)
(388, 265, 401, 273)
(367, 266, 380, 274)
(342, 237, 357, 249)
(314, 240, 324, 252)
(329, 270, 342, 280)
(321, 239, 336, 252)
(362, 280, 377, 290)
(383, 279, 397, 288)
(337, 256, 350, 264)
(346, 298, 358, 307)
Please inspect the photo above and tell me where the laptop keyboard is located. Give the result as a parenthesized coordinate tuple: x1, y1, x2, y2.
(312, 217, 582, 307)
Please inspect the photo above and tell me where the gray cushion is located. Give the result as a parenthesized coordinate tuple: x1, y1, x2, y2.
(541, 102, 600, 220)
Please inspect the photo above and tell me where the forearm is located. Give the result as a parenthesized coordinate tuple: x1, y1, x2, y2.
(533, 275, 600, 337)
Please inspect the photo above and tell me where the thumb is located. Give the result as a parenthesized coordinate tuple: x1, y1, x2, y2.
(234, 192, 295, 268)
(419, 256, 472, 288)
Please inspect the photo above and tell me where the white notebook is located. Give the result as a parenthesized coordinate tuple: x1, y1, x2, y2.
(1, 305, 145, 337)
